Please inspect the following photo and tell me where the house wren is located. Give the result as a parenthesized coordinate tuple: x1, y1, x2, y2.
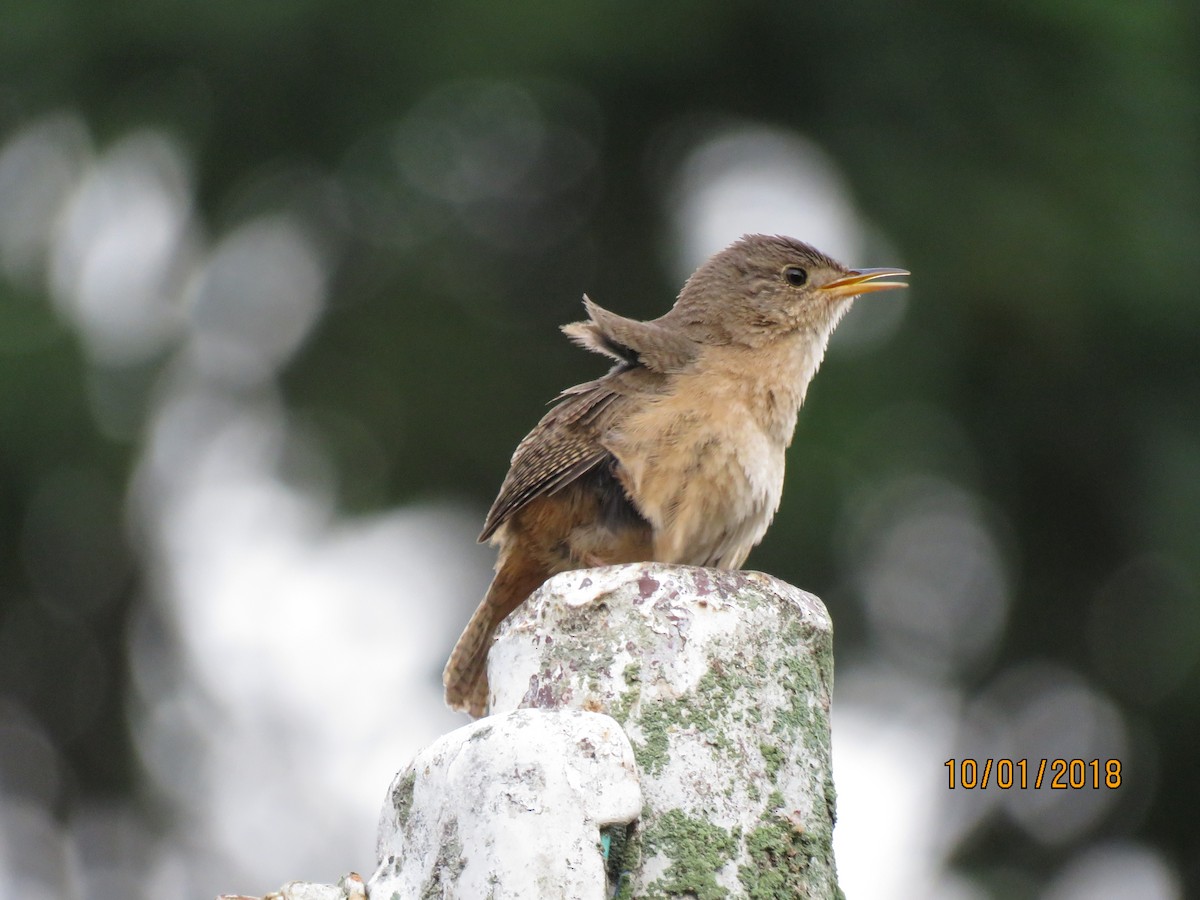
(444, 234, 907, 716)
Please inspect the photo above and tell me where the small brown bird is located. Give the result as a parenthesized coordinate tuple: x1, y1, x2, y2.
(444, 234, 907, 715)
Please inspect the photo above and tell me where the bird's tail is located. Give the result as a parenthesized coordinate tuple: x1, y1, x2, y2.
(443, 554, 547, 717)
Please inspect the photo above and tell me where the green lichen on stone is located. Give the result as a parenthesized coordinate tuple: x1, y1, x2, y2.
(633, 695, 673, 775)
(419, 818, 465, 899)
(512, 571, 841, 897)
(821, 767, 840, 848)
(391, 770, 416, 824)
(672, 662, 748, 754)
(642, 810, 737, 899)
(737, 790, 834, 899)
(624, 661, 642, 687)
(630, 657, 752, 776)
(627, 623, 828, 781)
(760, 742, 785, 783)
(768, 618, 834, 772)
(753, 654, 769, 678)
(609, 661, 642, 725)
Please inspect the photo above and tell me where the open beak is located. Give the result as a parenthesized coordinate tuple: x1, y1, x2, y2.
(819, 267, 909, 299)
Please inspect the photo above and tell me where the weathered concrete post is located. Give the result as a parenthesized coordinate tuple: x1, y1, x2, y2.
(218, 563, 838, 899)
(488, 562, 839, 898)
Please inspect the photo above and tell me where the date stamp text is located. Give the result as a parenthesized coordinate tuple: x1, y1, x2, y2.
(944, 758, 1122, 790)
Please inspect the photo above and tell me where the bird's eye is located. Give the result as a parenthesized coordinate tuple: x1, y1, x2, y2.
(783, 266, 808, 287)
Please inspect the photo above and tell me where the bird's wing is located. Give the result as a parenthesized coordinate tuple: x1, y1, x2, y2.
(478, 382, 626, 542)
(561, 296, 697, 374)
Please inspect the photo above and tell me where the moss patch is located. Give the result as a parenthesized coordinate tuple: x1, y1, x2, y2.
(766, 618, 835, 793)
(642, 810, 737, 899)
(737, 790, 837, 899)
(390, 770, 416, 824)
(632, 655, 753, 776)
(759, 743, 785, 783)
(633, 698, 672, 775)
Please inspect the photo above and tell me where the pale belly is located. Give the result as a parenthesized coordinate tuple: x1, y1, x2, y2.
(609, 403, 787, 569)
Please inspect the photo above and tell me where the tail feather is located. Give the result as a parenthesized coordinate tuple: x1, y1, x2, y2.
(442, 601, 496, 716)
(443, 553, 548, 717)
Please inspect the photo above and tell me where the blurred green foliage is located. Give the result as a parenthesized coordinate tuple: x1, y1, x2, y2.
(1, 0, 1198, 893)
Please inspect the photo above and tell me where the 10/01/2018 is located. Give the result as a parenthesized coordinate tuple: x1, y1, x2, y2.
(945, 758, 1122, 790)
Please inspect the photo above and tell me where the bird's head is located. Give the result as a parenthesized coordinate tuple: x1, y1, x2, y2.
(667, 234, 908, 346)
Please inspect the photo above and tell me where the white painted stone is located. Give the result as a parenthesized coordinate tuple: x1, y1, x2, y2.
(217, 871, 365, 900)
(369, 708, 642, 899)
(224, 565, 836, 897)
(489, 562, 839, 899)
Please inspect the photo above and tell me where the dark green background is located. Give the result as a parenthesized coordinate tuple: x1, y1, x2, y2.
(2, 1, 1197, 896)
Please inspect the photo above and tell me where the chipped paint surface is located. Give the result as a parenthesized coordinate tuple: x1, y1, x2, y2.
(489, 563, 838, 898)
